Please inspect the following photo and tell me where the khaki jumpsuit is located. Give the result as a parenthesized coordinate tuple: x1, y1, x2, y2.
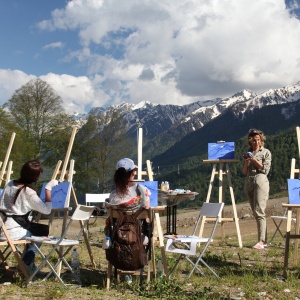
(245, 147, 272, 242)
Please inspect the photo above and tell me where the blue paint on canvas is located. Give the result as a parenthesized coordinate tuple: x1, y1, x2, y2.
(138, 181, 158, 207)
(288, 179, 300, 204)
(40, 182, 71, 208)
(208, 142, 235, 160)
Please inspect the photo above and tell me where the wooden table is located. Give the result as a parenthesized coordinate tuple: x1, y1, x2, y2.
(282, 203, 300, 278)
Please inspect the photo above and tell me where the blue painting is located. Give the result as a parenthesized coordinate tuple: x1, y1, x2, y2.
(208, 142, 235, 160)
(40, 182, 71, 208)
(138, 181, 158, 207)
(288, 179, 300, 204)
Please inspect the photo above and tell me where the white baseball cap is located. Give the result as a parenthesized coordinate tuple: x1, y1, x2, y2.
(116, 158, 138, 171)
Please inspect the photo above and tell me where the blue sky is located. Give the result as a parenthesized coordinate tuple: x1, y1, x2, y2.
(0, 0, 300, 114)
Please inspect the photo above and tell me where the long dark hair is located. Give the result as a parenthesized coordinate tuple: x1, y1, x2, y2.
(13, 159, 43, 204)
(114, 168, 134, 195)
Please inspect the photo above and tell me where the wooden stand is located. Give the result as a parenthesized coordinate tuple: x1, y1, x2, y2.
(0, 132, 31, 280)
(0, 132, 15, 187)
(282, 127, 300, 277)
(135, 127, 168, 276)
(200, 159, 243, 248)
(38, 126, 96, 275)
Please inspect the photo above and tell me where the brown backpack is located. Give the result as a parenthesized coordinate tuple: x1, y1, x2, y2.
(105, 208, 147, 271)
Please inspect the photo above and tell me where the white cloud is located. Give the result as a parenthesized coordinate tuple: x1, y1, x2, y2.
(0, 70, 108, 114)
(40, 73, 109, 114)
(42, 42, 64, 50)
(0, 70, 35, 102)
(1, 0, 300, 114)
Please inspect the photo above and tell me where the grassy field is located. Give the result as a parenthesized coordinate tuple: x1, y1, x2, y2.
(1, 208, 300, 300)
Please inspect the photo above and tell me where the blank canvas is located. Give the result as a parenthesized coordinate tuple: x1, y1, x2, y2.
(287, 179, 300, 204)
(40, 182, 71, 208)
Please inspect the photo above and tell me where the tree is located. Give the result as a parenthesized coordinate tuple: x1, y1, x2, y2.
(5, 78, 67, 159)
(73, 107, 135, 194)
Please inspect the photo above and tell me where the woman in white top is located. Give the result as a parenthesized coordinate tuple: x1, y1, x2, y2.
(0, 159, 58, 274)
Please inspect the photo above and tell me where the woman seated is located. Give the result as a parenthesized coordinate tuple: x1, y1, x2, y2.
(0, 159, 58, 275)
(105, 158, 150, 244)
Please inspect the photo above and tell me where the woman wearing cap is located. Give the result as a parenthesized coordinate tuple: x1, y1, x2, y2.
(107, 158, 150, 210)
(242, 129, 272, 250)
(106, 158, 150, 244)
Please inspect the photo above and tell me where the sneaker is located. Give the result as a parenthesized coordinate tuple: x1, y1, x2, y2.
(264, 243, 268, 248)
(253, 243, 264, 250)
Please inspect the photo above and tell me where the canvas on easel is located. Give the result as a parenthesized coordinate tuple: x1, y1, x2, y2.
(139, 181, 158, 207)
(40, 182, 72, 209)
(202, 141, 242, 248)
(288, 179, 300, 204)
(208, 141, 235, 160)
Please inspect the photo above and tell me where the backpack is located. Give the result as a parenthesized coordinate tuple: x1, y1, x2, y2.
(105, 208, 147, 271)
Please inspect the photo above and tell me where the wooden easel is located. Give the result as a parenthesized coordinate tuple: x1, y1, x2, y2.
(136, 127, 154, 181)
(0, 132, 15, 187)
(47, 126, 96, 271)
(200, 159, 243, 248)
(297, 126, 300, 161)
(136, 127, 168, 277)
(0, 133, 31, 280)
(283, 127, 300, 276)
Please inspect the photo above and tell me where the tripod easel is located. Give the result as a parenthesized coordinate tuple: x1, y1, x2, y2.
(199, 159, 243, 248)
(282, 127, 300, 277)
(136, 127, 168, 276)
(46, 127, 96, 273)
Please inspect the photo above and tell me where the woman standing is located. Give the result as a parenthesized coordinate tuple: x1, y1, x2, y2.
(242, 129, 272, 250)
(0, 159, 58, 274)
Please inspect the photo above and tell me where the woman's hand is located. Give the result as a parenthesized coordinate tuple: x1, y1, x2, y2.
(45, 179, 59, 191)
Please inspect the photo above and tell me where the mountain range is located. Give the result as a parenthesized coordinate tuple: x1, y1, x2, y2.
(75, 81, 300, 203)
(80, 81, 300, 163)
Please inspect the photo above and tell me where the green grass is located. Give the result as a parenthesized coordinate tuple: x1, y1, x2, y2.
(1, 218, 300, 299)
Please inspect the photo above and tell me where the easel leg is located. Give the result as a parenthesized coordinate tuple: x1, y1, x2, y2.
(293, 208, 300, 263)
(226, 164, 243, 248)
(199, 163, 216, 236)
(283, 208, 293, 278)
(154, 212, 168, 276)
(71, 186, 96, 268)
(283, 231, 290, 278)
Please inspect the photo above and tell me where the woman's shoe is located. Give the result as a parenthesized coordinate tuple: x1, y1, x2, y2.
(253, 242, 264, 250)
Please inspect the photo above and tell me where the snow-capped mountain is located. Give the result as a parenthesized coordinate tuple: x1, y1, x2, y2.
(75, 81, 300, 157)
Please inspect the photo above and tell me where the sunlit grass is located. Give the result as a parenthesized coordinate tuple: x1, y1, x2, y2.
(1, 215, 300, 299)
